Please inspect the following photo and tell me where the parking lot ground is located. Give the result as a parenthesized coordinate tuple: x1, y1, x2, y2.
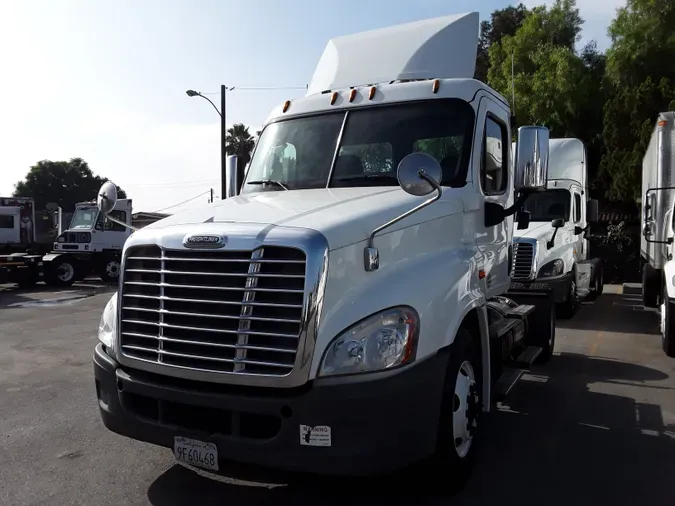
(1, 287, 674, 505)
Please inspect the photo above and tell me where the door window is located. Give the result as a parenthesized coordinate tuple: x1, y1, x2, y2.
(481, 116, 508, 195)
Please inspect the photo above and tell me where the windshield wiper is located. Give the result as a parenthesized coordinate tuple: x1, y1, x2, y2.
(246, 179, 289, 190)
(331, 174, 400, 185)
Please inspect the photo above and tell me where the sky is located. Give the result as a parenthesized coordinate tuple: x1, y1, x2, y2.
(0, 0, 625, 214)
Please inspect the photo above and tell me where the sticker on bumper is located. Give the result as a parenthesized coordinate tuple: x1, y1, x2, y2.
(299, 425, 331, 447)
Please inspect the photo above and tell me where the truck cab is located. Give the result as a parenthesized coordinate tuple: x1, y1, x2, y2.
(44, 198, 133, 285)
(509, 138, 602, 317)
(93, 12, 558, 485)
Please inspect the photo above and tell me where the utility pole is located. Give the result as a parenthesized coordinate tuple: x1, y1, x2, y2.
(220, 84, 227, 201)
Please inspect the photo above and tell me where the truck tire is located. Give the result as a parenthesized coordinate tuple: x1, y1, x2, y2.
(528, 300, 556, 364)
(661, 284, 675, 358)
(99, 258, 121, 282)
(432, 328, 482, 488)
(643, 264, 661, 308)
(556, 273, 578, 319)
(586, 263, 604, 301)
(45, 257, 77, 287)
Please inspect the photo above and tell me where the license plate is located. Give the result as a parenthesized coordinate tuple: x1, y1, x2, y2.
(173, 436, 219, 471)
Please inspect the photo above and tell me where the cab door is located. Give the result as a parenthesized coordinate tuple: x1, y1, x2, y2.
(472, 95, 512, 299)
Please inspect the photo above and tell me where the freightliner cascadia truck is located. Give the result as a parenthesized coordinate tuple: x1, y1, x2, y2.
(93, 13, 561, 484)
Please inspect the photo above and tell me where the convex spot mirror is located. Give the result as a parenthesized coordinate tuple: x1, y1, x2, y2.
(397, 153, 442, 197)
(97, 181, 118, 216)
(551, 218, 565, 228)
(514, 126, 549, 193)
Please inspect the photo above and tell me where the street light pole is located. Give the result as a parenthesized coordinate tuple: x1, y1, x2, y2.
(220, 84, 227, 201)
(186, 86, 233, 200)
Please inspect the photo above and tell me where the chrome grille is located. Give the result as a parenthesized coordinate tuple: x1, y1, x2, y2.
(119, 245, 306, 376)
(512, 242, 535, 280)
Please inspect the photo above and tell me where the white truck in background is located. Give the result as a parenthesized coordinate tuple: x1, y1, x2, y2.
(508, 138, 603, 318)
(0, 197, 132, 286)
(94, 13, 562, 484)
(640, 112, 675, 357)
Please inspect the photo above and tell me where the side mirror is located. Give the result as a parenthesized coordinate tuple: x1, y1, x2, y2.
(551, 218, 565, 228)
(397, 152, 442, 197)
(226, 155, 240, 198)
(364, 153, 442, 272)
(587, 199, 599, 223)
(514, 126, 549, 193)
(97, 181, 118, 216)
(574, 226, 584, 235)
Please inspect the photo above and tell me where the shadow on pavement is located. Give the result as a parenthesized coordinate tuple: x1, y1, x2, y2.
(557, 292, 660, 335)
(0, 279, 116, 309)
(145, 353, 675, 506)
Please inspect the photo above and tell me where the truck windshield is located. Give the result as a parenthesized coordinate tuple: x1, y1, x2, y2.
(69, 208, 98, 229)
(242, 99, 474, 193)
(522, 189, 571, 222)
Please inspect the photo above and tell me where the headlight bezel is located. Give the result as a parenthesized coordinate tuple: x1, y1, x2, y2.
(317, 305, 420, 378)
(98, 291, 118, 349)
(538, 259, 565, 278)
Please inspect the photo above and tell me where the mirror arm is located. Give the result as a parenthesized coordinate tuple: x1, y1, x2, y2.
(105, 215, 138, 232)
(546, 227, 559, 250)
(502, 192, 530, 218)
(364, 170, 442, 272)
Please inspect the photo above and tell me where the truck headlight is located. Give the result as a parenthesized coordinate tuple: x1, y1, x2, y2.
(318, 306, 419, 377)
(98, 292, 118, 348)
(539, 259, 564, 277)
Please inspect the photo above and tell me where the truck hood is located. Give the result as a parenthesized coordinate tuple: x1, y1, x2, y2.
(145, 187, 462, 250)
(513, 221, 555, 242)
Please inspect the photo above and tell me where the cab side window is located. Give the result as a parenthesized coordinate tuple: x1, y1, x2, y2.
(574, 193, 582, 223)
(481, 116, 508, 195)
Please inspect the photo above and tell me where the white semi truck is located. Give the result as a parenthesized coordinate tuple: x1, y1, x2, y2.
(0, 197, 132, 286)
(94, 13, 559, 482)
(508, 138, 603, 318)
(640, 112, 675, 357)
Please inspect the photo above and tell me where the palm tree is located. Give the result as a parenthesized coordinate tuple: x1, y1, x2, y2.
(225, 123, 256, 166)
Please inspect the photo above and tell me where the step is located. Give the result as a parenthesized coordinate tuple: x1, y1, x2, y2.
(493, 368, 523, 401)
(513, 345, 542, 367)
(622, 283, 642, 296)
(504, 303, 535, 318)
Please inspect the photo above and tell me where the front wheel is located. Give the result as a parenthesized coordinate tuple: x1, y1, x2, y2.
(99, 258, 121, 282)
(556, 276, 578, 319)
(661, 284, 675, 357)
(45, 257, 77, 286)
(432, 329, 482, 488)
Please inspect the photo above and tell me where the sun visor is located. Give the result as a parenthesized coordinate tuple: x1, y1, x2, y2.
(307, 12, 479, 96)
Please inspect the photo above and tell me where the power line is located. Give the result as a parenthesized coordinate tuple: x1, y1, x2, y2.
(152, 190, 211, 213)
(124, 179, 219, 188)
(200, 86, 305, 95)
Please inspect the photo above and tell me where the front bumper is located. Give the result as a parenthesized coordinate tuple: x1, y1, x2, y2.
(508, 272, 573, 303)
(93, 344, 448, 477)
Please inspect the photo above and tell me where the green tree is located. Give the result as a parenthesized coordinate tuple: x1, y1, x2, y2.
(13, 158, 126, 211)
(487, 0, 608, 187)
(488, 0, 584, 131)
(226, 123, 256, 166)
(600, 0, 675, 201)
(475, 4, 531, 83)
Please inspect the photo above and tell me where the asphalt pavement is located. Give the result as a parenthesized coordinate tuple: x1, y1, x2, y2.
(1, 284, 674, 506)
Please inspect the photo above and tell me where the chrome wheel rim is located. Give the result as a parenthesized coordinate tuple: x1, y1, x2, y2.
(453, 360, 478, 458)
